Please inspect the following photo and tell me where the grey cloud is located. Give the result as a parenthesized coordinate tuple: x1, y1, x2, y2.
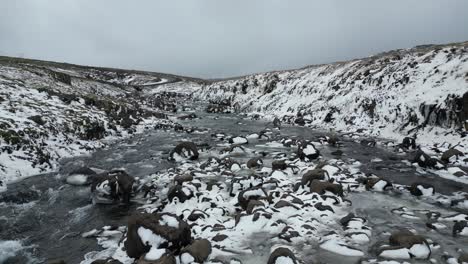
(1, 0, 468, 78)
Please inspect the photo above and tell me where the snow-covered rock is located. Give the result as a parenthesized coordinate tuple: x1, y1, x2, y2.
(195, 42, 468, 146)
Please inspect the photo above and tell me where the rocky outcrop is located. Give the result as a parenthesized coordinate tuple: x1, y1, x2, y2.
(90, 169, 135, 204)
(195, 42, 468, 145)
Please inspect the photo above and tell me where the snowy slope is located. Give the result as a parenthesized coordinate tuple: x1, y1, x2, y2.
(0, 57, 200, 190)
(196, 42, 468, 145)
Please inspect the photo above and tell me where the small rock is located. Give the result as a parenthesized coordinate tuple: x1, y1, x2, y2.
(169, 142, 199, 161)
(90, 169, 135, 204)
(267, 247, 298, 264)
(180, 239, 212, 264)
(401, 137, 416, 150)
(124, 212, 191, 259)
(301, 169, 328, 186)
(408, 182, 435, 196)
(297, 141, 320, 160)
(310, 180, 343, 196)
(247, 157, 263, 169)
(453, 221, 468, 237)
(441, 148, 464, 163)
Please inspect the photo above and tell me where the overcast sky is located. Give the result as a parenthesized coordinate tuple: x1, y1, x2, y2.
(1, 1, 468, 78)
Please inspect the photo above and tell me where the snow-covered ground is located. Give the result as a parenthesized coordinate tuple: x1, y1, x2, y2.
(195, 42, 468, 147)
(0, 58, 200, 191)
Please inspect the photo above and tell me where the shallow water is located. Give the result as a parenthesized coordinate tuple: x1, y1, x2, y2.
(0, 103, 467, 263)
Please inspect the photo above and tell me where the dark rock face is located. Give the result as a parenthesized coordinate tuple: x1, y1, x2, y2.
(267, 247, 298, 264)
(169, 142, 199, 161)
(27, 115, 46, 126)
(310, 180, 343, 196)
(419, 92, 468, 130)
(82, 121, 107, 140)
(180, 239, 212, 263)
(441, 148, 464, 163)
(90, 169, 135, 203)
(401, 137, 416, 149)
(124, 212, 191, 259)
(206, 99, 232, 113)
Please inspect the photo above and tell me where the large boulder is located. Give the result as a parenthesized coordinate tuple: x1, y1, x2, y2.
(169, 142, 199, 161)
(90, 169, 135, 204)
(124, 212, 191, 259)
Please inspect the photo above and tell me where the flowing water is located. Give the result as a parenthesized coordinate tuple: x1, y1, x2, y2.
(1, 103, 467, 263)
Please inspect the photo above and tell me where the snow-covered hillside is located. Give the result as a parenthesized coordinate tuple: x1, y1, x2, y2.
(0, 57, 200, 189)
(196, 42, 468, 145)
